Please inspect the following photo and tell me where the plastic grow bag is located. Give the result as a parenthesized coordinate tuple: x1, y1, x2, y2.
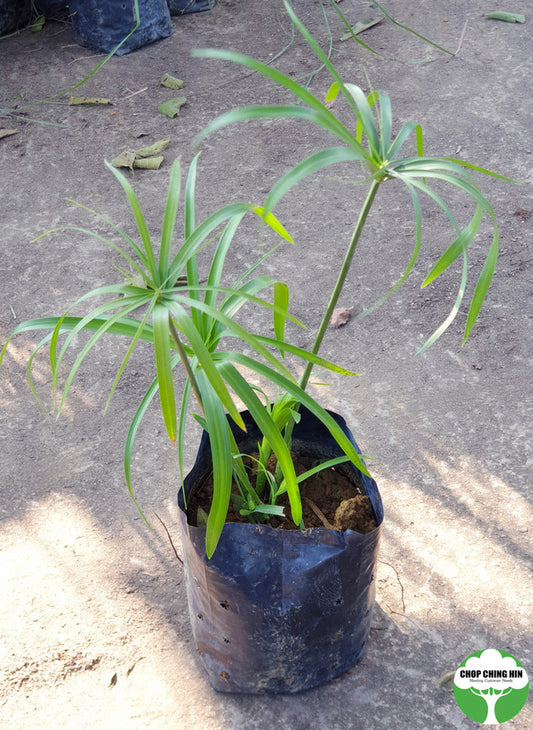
(178, 406, 383, 694)
(68, 0, 173, 56)
(34, 1, 68, 19)
(167, 0, 214, 14)
(0, 0, 31, 35)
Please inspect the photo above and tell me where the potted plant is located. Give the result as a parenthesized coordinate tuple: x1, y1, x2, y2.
(0, 150, 381, 693)
(179, 0, 517, 691)
(1, 0, 515, 695)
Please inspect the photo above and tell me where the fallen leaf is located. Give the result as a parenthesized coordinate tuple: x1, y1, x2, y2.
(111, 138, 171, 170)
(160, 73, 184, 90)
(133, 156, 164, 170)
(30, 14, 45, 32)
(111, 150, 137, 169)
(438, 670, 456, 692)
(330, 307, 354, 328)
(0, 129, 18, 140)
(134, 137, 170, 158)
(158, 97, 187, 118)
(486, 11, 525, 23)
(69, 96, 112, 105)
(341, 16, 383, 41)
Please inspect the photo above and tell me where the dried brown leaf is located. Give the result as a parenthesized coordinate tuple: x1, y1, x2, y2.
(330, 306, 354, 328)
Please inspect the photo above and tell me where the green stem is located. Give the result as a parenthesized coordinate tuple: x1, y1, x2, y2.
(276, 179, 381, 478)
(300, 178, 381, 390)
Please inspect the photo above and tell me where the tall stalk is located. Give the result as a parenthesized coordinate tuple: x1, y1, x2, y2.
(277, 179, 381, 470)
(299, 179, 381, 390)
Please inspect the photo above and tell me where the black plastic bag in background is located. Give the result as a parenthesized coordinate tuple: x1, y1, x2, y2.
(0, 0, 31, 35)
(168, 0, 214, 14)
(68, 0, 174, 56)
(34, 1, 69, 20)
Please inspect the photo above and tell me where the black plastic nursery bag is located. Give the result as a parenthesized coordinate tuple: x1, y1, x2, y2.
(167, 0, 214, 14)
(68, 0, 173, 56)
(0, 0, 31, 35)
(178, 407, 384, 694)
(34, 1, 69, 19)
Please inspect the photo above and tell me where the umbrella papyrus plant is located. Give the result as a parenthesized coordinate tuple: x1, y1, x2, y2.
(1, 155, 369, 556)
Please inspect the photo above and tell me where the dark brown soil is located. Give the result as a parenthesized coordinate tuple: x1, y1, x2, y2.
(186, 450, 378, 534)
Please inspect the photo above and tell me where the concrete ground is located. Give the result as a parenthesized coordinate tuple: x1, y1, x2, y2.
(0, 1, 531, 728)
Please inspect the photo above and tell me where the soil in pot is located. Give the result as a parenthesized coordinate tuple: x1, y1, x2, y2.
(185, 450, 378, 534)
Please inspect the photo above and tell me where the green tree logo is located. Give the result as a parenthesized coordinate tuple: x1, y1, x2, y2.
(454, 649, 529, 724)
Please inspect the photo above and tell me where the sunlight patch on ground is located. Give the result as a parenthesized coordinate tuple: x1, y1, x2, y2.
(0, 492, 228, 730)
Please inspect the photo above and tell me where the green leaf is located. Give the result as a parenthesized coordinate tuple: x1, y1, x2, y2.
(325, 82, 340, 103)
(386, 121, 416, 159)
(219, 363, 302, 525)
(352, 182, 422, 323)
(281, 0, 361, 116)
(422, 204, 483, 287)
(167, 293, 302, 382)
(197, 372, 233, 559)
(153, 303, 177, 443)
(344, 84, 380, 158)
(252, 207, 293, 242)
(273, 281, 289, 352)
(33, 220, 150, 284)
(276, 456, 351, 497)
(195, 103, 358, 151)
(216, 352, 369, 477)
(52, 295, 151, 412)
(30, 14, 45, 32)
(3, 315, 156, 344)
(444, 158, 525, 184)
(124, 372, 162, 524)
(240, 503, 286, 518)
(263, 146, 368, 215)
(486, 11, 525, 23)
(104, 300, 155, 413)
(105, 161, 158, 284)
(177, 380, 193, 510)
(250, 335, 358, 376)
(202, 216, 243, 339)
(193, 47, 353, 133)
(464, 222, 499, 340)
(159, 159, 181, 280)
(417, 252, 468, 355)
(50, 286, 149, 369)
(167, 301, 245, 431)
(164, 202, 250, 288)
